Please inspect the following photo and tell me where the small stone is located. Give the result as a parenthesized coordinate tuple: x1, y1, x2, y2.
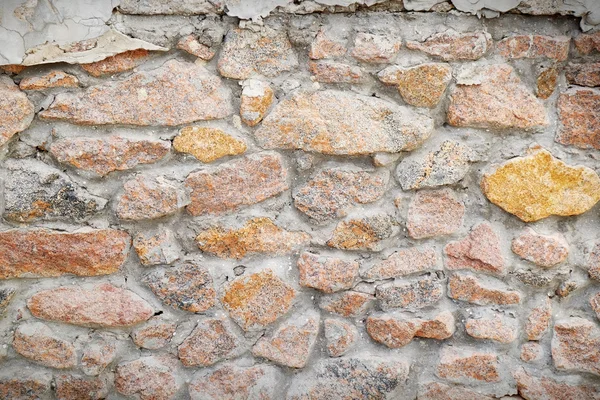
(556, 88, 600, 150)
(0, 76, 34, 147)
(590, 293, 600, 321)
(537, 67, 559, 99)
(19, 70, 79, 90)
(50, 136, 170, 176)
(254, 90, 434, 155)
(297, 252, 359, 293)
(574, 31, 600, 54)
(376, 277, 444, 311)
(0, 64, 27, 74)
(552, 318, 600, 376)
(27, 283, 154, 327)
(41, 60, 232, 125)
(115, 356, 180, 400)
(0, 229, 130, 279)
(444, 223, 505, 276)
(362, 247, 438, 281)
(294, 168, 388, 222)
(13, 322, 77, 369)
(81, 338, 116, 376)
(319, 290, 374, 317)
(514, 367, 600, 399)
(407, 189, 465, 239)
(327, 214, 396, 251)
(481, 147, 600, 222)
(566, 63, 600, 87)
(378, 63, 451, 108)
(173, 126, 246, 163)
(556, 280, 581, 298)
(589, 243, 600, 280)
(448, 274, 521, 305)
(178, 317, 243, 367)
(465, 314, 518, 343)
(177, 35, 215, 60)
(0, 288, 16, 314)
(406, 30, 492, 61)
(81, 49, 150, 76)
(132, 318, 177, 350)
(252, 312, 320, 368)
(526, 298, 552, 340)
(324, 319, 358, 357)
(185, 152, 288, 216)
(116, 175, 185, 220)
(497, 35, 570, 61)
(351, 33, 401, 63)
(512, 228, 568, 268)
(218, 28, 298, 79)
(144, 262, 216, 313)
(366, 312, 455, 348)
(0, 373, 51, 400)
(448, 64, 548, 130)
(372, 152, 401, 167)
(437, 347, 500, 383)
(309, 29, 346, 59)
(221, 269, 296, 331)
(55, 375, 108, 400)
(418, 382, 495, 400)
(520, 342, 543, 362)
(309, 61, 364, 83)
(196, 218, 311, 259)
(133, 230, 181, 266)
(240, 79, 274, 126)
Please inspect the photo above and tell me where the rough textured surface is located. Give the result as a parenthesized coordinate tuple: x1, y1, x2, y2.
(465, 314, 518, 343)
(566, 63, 600, 87)
(133, 230, 181, 266)
(240, 79, 274, 126)
(0, 76, 34, 147)
(444, 223, 505, 276)
(512, 228, 569, 268)
(407, 189, 465, 239)
(378, 63, 452, 107)
(436, 347, 500, 383)
(556, 88, 600, 150)
(497, 35, 570, 61)
(115, 356, 179, 400)
(13, 322, 77, 369)
(448, 274, 521, 305)
(376, 277, 444, 310)
(327, 214, 396, 251)
(19, 70, 79, 90)
(54, 375, 109, 400)
(116, 175, 186, 220)
(526, 298, 552, 340)
(297, 252, 359, 293)
(514, 368, 600, 400)
(362, 246, 438, 281)
(406, 31, 492, 61)
(367, 312, 455, 348)
(309, 61, 364, 83)
(132, 318, 177, 350)
(80, 49, 150, 77)
(351, 33, 401, 63)
(173, 126, 247, 163)
(178, 318, 243, 366)
(324, 319, 358, 357)
(552, 318, 600, 376)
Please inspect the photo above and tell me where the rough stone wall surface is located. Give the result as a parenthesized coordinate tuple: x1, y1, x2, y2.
(1, 1, 600, 399)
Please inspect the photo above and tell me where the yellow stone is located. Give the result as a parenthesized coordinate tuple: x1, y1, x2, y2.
(173, 126, 246, 163)
(481, 147, 600, 222)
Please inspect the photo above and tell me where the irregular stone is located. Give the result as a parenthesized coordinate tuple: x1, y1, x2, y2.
(221, 269, 296, 331)
(437, 347, 500, 383)
(0, 373, 51, 400)
(189, 364, 284, 400)
(309, 29, 347, 59)
(378, 63, 452, 107)
(309, 61, 364, 83)
(396, 140, 477, 190)
(556, 280, 581, 298)
(512, 228, 568, 268)
(589, 243, 600, 280)
(297, 252, 359, 293)
(514, 368, 600, 399)
(376, 277, 444, 311)
(0, 65, 27, 75)
(406, 30, 492, 61)
(556, 88, 600, 150)
(177, 35, 215, 60)
(185, 152, 288, 216)
(240, 79, 274, 126)
(591, 293, 600, 321)
(4, 159, 107, 223)
(55, 375, 108, 400)
(41, 60, 232, 125)
(294, 168, 388, 222)
(133, 230, 181, 266)
(19, 70, 79, 90)
(13, 322, 77, 369)
(480, 147, 600, 222)
(132, 318, 177, 350)
(526, 298, 552, 340)
(196, 218, 311, 259)
(351, 33, 401, 63)
(116, 175, 185, 220)
(319, 291, 374, 317)
(80, 49, 150, 76)
(254, 90, 434, 155)
(444, 223, 505, 276)
(448, 274, 521, 305)
(0, 288, 16, 314)
(178, 318, 243, 367)
(144, 263, 216, 313)
(327, 214, 396, 251)
(497, 35, 570, 61)
(115, 356, 180, 400)
(0, 76, 34, 147)
(465, 314, 518, 343)
(0, 229, 130, 279)
(27, 283, 154, 327)
(537, 66, 559, 99)
(372, 152, 401, 167)
(325, 319, 358, 357)
(521, 342, 543, 362)
(407, 189, 465, 239)
(218, 28, 298, 79)
(448, 64, 548, 130)
(418, 382, 495, 400)
(366, 312, 455, 348)
(173, 126, 246, 163)
(552, 318, 600, 376)
(50, 136, 170, 176)
(81, 338, 116, 376)
(362, 247, 438, 281)
(566, 63, 600, 87)
(575, 31, 600, 54)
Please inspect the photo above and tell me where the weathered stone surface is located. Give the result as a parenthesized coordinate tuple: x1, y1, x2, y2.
(556, 88, 600, 150)
(591, 293, 600, 321)
(4, 159, 107, 222)
(367, 312, 455, 348)
(13, 322, 77, 369)
(41, 60, 232, 125)
(480, 147, 600, 222)
(118, 0, 221, 14)
(240, 79, 274, 126)
(0, 288, 15, 314)
(465, 314, 518, 343)
(50, 136, 170, 176)
(437, 347, 500, 383)
(0, 373, 51, 400)
(407, 189, 465, 239)
(351, 33, 401, 63)
(55, 375, 109, 400)
(221, 269, 296, 331)
(178, 318, 243, 367)
(448, 274, 521, 305)
(378, 63, 452, 107)
(406, 31, 492, 61)
(116, 175, 185, 220)
(521, 342, 543, 362)
(185, 152, 288, 216)
(0, 229, 130, 279)
(362, 247, 438, 281)
(325, 319, 358, 357)
(588, 243, 600, 281)
(418, 382, 494, 400)
(448, 64, 548, 130)
(566, 63, 600, 87)
(297, 252, 359, 293)
(376, 277, 444, 310)
(552, 318, 600, 376)
(327, 214, 396, 251)
(497, 35, 570, 61)
(575, 31, 600, 54)
(81, 338, 116, 376)
(144, 263, 216, 313)
(537, 66, 559, 99)
(294, 168, 388, 222)
(132, 318, 177, 350)
(173, 126, 246, 163)
(133, 230, 181, 266)
(81, 49, 150, 76)
(0, 76, 34, 147)
(526, 298, 552, 340)
(177, 35, 215, 60)
(19, 70, 79, 90)
(196, 218, 310, 259)
(309, 29, 347, 60)
(28, 283, 154, 327)
(115, 356, 180, 400)
(309, 61, 364, 83)
(445, 223, 505, 276)
(254, 90, 434, 155)
(512, 228, 568, 268)
(218, 28, 298, 79)
(319, 290, 374, 317)
(0, 65, 27, 75)
(514, 368, 600, 400)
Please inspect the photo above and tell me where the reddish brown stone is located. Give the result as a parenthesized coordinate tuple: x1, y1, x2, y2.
(591, 293, 600, 321)
(566, 63, 600, 87)
(297, 252, 359, 293)
(407, 189, 465, 239)
(0, 64, 27, 74)
(319, 290, 374, 317)
(418, 382, 494, 400)
(351, 33, 401, 63)
(512, 228, 568, 268)
(497, 35, 570, 61)
(117, 175, 185, 220)
(552, 318, 600, 376)
(240, 79, 274, 126)
(526, 298, 552, 340)
(537, 66, 559, 99)
(437, 347, 500, 383)
(133, 230, 180, 266)
(81, 49, 150, 77)
(19, 70, 79, 90)
(556, 88, 600, 150)
(445, 223, 505, 276)
(309, 60, 363, 83)
(173, 126, 246, 163)
(27, 283, 154, 327)
(13, 322, 77, 369)
(177, 35, 215, 60)
(81, 338, 116, 376)
(0, 76, 34, 147)
(406, 31, 492, 61)
(574, 31, 600, 54)
(0, 373, 51, 400)
(448, 274, 521, 305)
(327, 214, 396, 251)
(362, 247, 438, 281)
(324, 319, 358, 357)
(132, 318, 177, 350)
(514, 368, 600, 399)
(55, 375, 108, 400)
(367, 312, 455, 348)
(520, 342, 543, 362)
(115, 356, 180, 400)
(178, 318, 243, 367)
(376, 278, 444, 311)
(309, 29, 346, 59)
(465, 314, 518, 343)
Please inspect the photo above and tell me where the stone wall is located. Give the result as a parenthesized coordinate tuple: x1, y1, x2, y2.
(1, 1, 600, 399)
